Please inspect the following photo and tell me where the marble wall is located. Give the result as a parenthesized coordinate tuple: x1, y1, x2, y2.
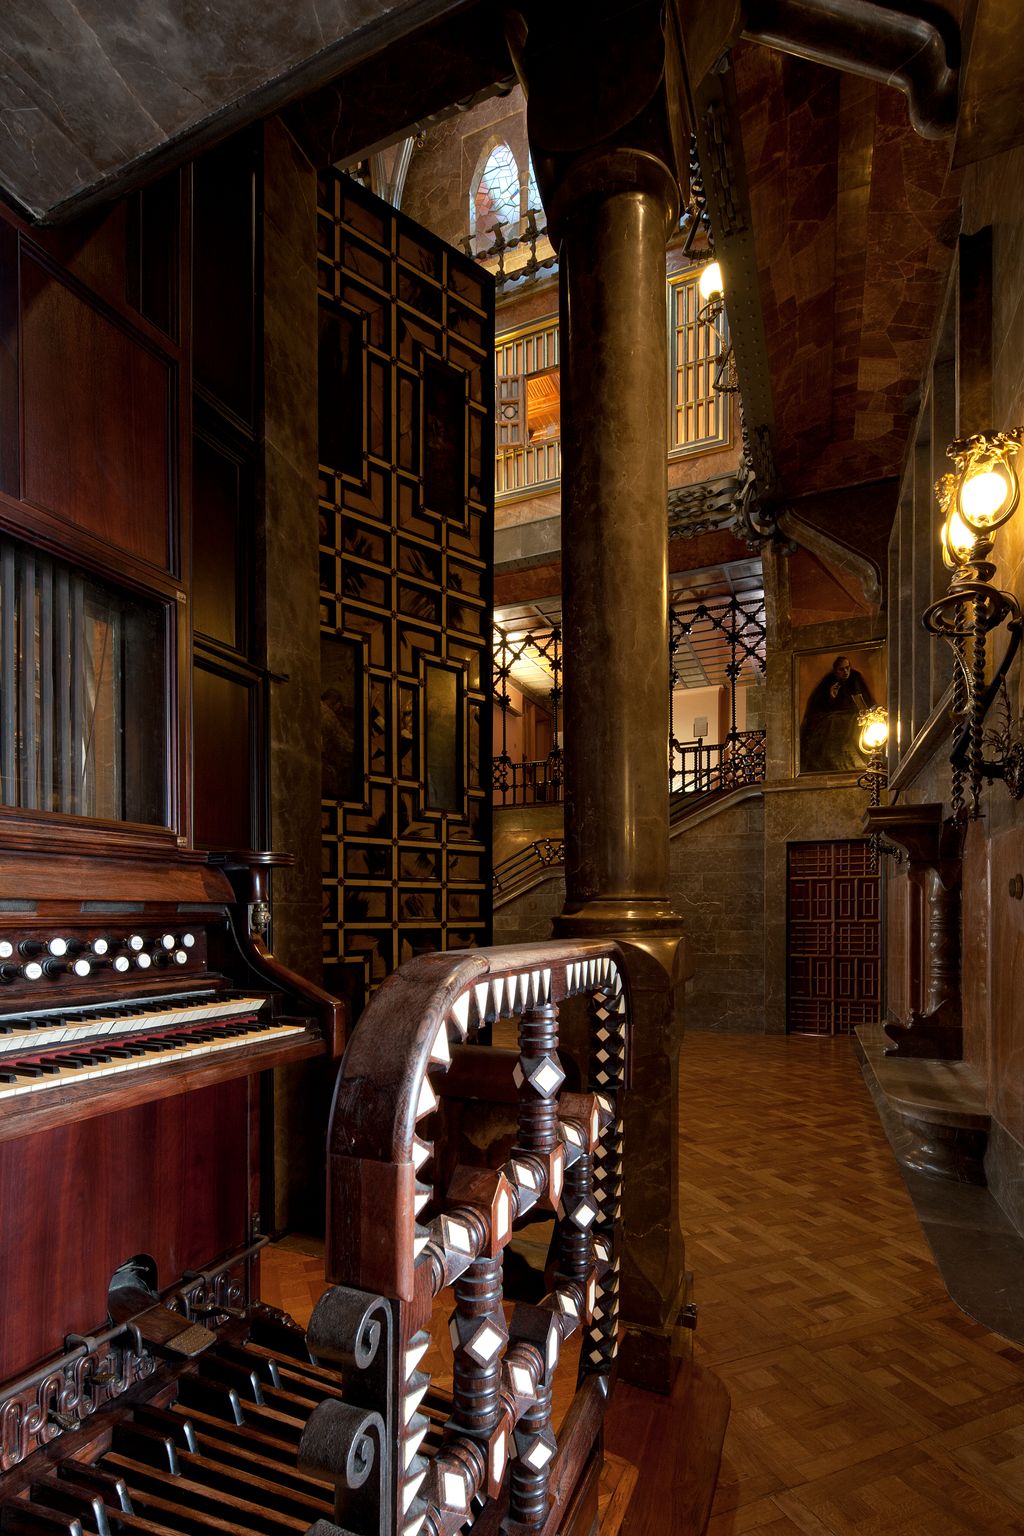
(881, 139, 1024, 1240)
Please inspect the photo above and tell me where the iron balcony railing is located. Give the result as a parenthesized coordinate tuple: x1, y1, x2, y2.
(493, 836, 565, 897)
(669, 728, 766, 810)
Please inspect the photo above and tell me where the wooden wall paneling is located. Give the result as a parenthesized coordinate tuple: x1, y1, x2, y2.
(960, 818, 991, 1075)
(317, 171, 493, 1014)
(126, 173, 182, 340)
(0, 220, 19, 500)
(19, 250, 174, 571)
(192, 133, 258, 431)
(987, 825, 1024, 1143)
(0, 1081, 250, 1383)
(192, 654, 266, 851)
(191, 404, 251, 654)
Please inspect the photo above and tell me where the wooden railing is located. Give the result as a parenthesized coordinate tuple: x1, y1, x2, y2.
(299, 940, 629, 1535)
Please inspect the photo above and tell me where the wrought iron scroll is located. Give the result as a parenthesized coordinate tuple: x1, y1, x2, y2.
(463, 209, 558, 293)
(311, 940, 630, 1535)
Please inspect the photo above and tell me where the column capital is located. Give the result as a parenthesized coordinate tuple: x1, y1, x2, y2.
(505, 0, 690, 242)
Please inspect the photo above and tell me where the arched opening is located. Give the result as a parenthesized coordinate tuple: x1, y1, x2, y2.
(469, 142, 520, 252)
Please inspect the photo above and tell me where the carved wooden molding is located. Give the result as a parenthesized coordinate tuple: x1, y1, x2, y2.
(865, 803, 964, 1060)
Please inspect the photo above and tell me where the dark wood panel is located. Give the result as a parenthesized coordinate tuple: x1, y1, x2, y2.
(0, 1080, 249, 1381)
(192, 136, 257, 429)
(20, 253, 173, 570)
(0, 220, 19, 498)
(192, 660, 256, 850)
(192, 430, 246, 650)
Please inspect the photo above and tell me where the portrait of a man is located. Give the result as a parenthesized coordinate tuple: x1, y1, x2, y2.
(797, 649, 882, 773)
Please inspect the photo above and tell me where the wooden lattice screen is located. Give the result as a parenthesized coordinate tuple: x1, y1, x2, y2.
(317, 171, 494, 1014)
(787, 839, 882, 1036)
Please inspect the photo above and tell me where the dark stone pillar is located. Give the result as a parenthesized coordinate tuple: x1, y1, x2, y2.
(507, 0, 694, 1390)
(554, 151, 680, 933)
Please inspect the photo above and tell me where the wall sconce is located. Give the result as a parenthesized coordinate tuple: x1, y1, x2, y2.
(857, 707, 893, 869)
(696, 261, 738, 396)
(924, 429, 1024, 817)
(857, 707, 889, 808)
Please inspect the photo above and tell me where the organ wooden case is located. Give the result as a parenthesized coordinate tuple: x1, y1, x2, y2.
(0, 132, 349, 1527)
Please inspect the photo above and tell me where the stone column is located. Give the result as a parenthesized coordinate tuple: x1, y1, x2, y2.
(554, 151, 680, 934)
(507, 0, 694, 1391)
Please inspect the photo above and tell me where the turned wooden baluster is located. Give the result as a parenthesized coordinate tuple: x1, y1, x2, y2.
(505, 999, 568, 1529)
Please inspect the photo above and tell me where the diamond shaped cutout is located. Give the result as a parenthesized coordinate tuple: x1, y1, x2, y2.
(529, 1057, 564, 1097)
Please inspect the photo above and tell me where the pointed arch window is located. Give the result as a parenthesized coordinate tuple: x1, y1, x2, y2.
(470, 143, 520, 251)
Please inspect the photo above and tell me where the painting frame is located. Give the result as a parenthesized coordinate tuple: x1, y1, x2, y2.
(793, 641, 886, 779)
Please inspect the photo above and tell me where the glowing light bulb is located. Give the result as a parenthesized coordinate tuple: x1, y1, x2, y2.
(858, 712, 889, 754)
(960, 465, 1011, 527)
(943, 508, 975, 564)
(698, 261, 724, 304)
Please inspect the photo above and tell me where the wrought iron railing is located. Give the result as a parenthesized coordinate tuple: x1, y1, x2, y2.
(492, 756, 563, 807)
(493, 624, 562, 809)
(670, 729, 767, 808)
(493, 837, 566, 899)
(463, 208, 557, 293)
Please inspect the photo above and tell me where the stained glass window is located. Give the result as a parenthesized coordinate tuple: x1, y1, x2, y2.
(470, 143, 520, 250)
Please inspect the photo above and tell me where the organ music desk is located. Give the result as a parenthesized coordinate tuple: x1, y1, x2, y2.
(0, 849, 346, 1531)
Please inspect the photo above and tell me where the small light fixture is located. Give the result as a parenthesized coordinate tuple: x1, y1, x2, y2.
(695, 260, 737, 396)
(858, 706, 889, 766)
(924, 429, 1024, 818)
(857, 707, 890, 868)
(698, 260, 724, 305)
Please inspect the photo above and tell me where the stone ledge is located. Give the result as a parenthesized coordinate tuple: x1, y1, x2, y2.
(855, 1027, 1024, 1347)
(855, 1021, 988, 1185)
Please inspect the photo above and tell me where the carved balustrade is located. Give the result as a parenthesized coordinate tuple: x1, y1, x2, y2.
(298, 940, 630, 1536)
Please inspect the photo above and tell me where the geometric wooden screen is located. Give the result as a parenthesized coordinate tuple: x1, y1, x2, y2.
(317, 170, 494, 1015)
(787, 840, 882, 1036)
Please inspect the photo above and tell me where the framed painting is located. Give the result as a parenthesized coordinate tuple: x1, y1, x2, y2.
(794, 643, 886, 777)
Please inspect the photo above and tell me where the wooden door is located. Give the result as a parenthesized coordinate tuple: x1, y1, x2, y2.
(787, 839, 882, 1035)
(317, 172, 494, 1016)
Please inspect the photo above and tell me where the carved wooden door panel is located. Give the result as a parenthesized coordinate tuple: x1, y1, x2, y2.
(317, 172, 494, 1015)
(787, 839, 882, 1035)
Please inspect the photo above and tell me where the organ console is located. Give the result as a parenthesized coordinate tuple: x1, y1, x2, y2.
(0, 846, 346, 1527)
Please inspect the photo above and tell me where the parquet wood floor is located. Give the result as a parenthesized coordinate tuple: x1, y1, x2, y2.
(260, 1031, 1024, 1533)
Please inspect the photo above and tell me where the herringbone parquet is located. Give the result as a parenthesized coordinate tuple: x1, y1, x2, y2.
(260, 1031, 1024, 1533)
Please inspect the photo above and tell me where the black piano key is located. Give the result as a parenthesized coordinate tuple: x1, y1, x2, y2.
(110, 1424, 180, 1475)
(56, 1464, 134, 1516)
(29, 1479, 111, 1536)
(2, 1064, 51, 1078)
